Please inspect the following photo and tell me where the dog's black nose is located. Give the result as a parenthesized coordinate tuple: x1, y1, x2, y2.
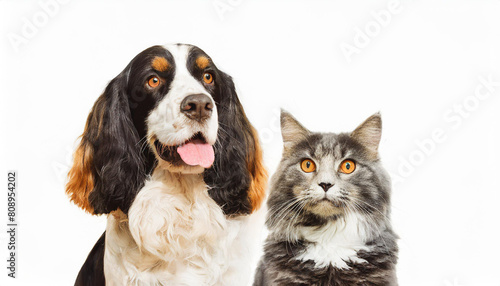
(180, 94, 213, 122)
(319, 182, 333, 192)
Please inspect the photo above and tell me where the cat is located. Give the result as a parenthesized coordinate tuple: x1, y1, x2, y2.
(254, 110, 398, 286)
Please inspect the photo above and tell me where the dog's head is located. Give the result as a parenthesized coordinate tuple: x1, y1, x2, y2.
(66, 44, 267, 215)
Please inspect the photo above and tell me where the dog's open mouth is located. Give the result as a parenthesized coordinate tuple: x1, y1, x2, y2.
(154, 132, 215, 168)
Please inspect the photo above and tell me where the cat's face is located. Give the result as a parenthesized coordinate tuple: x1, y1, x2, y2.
(267, 111, 391, 230)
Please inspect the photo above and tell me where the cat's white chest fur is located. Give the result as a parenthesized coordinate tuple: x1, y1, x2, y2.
(295, 214, 371, 269)
(103, 171, 260, 286)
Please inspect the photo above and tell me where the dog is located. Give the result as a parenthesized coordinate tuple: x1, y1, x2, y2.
(66, 44, 268, 285)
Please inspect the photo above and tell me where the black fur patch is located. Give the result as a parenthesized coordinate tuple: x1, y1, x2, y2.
(85, 75, 148, 214)
(75, 232, 105, 286)
(204, 71, 256, 215)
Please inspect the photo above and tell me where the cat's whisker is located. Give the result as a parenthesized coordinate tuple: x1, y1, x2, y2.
(284, 200, 306, 243)
(348, 201, 391, 254)
(348, 196, 391, 221)
(267, 196, 306, 229)
(267, 197, 302, 219)
(267, 194, 309, 241)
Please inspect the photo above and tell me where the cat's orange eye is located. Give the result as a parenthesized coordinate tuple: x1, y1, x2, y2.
(203, 72, 213, 84)
(148, 76, 160, 88)
(339, 160, 356, 174)
(300, 159, 316, 173)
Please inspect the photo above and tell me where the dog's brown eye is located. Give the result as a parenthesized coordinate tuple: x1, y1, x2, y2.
(300, 159, 316, 173)
(339, 160, 356, 174)
(203, 73, 213, 84)
(148, 76, 160, 88)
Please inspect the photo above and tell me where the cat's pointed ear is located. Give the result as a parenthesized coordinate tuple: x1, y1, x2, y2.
(351, 112, 382, 159)
(280, 109, 310, 151)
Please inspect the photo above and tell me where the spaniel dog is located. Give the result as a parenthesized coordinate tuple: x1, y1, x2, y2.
(66, 44, 268, 286)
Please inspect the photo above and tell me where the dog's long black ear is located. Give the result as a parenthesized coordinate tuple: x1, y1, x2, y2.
(66, 74, 147, 215)
(205, 72, 268, 215)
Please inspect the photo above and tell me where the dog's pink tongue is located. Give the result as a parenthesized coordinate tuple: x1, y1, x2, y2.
(177, 141, 214, 168)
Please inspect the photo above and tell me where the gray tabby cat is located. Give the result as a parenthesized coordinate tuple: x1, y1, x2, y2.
(254, 111, 398, 286)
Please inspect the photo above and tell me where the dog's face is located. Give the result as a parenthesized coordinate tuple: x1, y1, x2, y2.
(66, 44, 267, 215)
(125, 45, 223, 173)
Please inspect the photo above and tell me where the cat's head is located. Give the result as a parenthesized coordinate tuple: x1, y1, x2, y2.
(267, 110, 391, 234)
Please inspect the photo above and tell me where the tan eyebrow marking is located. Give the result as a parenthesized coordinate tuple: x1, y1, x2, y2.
(196, 56, 210, 69)
(151, 57, 169, 72)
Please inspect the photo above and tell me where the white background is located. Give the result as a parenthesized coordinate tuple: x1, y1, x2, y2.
(1, 0, 500, 285)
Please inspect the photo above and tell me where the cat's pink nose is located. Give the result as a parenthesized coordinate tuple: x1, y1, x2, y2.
(318, 182, 333, 192)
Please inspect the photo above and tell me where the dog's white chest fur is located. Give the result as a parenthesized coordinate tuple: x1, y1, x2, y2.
(104, 170, 255, 286)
